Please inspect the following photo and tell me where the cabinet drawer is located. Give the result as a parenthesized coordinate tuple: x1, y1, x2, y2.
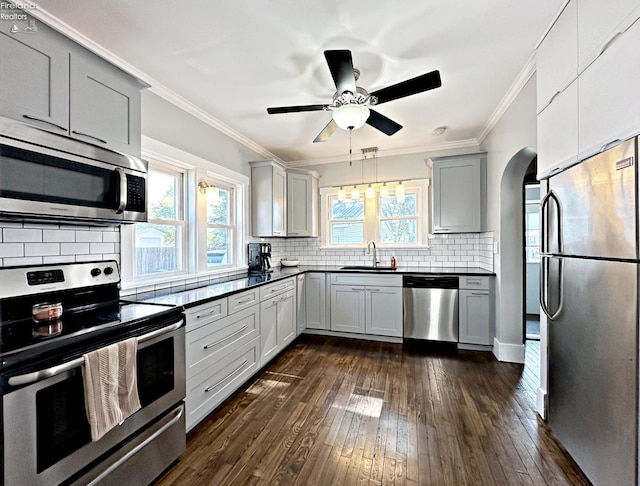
(228, 288, 259, 314)
(259, 277, 296, 301)
(330, 273, 401, 287)
(185, 298, 228, 332)
(459, 276, 490, 290)
(186, 304, 259, 379)
(186, 337, 260, 431)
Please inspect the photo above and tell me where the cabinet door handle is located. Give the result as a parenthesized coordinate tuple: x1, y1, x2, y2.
(204, 325, 248, 349)
(600, 139, 622, 153)
(367, 288, 380, 292)
(22, 114, 66, 132)
(600, 30, 624, 55)
(235, 297, 255, 305)
(466, 280, 482, 284)
(471, 292, 488, 296)
(204, 359, 249, 392)
(270, 284, 289, 293)
(351, 287, 365, 291)
(71, 130, 108, 144)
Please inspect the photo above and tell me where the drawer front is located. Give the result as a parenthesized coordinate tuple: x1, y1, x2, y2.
(459, 276, 490, 290)
(259, 277, 296, 301)
(186, 337, 260, 430)
(186, 304, 259, 379)
(185, 298, 228, 332)
(228, 288, 260, 314)
(330, 273, 402, 287)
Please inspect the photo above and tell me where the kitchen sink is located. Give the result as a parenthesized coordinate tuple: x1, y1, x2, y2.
(340, 265, 397, 271)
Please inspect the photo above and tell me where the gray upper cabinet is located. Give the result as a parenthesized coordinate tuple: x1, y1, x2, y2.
(250, 161, 287, 237)
(0, 14, 145, 157)
(0, 21, 69, 134)
(286, 170, 319, 237)
(431, 153, 487, 233)
(69, 48, 142, 156)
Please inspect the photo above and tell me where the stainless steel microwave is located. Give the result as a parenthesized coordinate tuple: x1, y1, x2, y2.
(0, 119, 147, 224)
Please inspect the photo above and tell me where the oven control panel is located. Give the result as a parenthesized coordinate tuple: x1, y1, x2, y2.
(0, 261, 121, 298)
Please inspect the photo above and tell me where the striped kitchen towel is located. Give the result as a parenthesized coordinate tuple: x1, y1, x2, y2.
(83, 338, 141, 441)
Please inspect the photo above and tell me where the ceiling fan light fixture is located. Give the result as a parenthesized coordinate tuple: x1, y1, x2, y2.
(332, 104, 370, 131)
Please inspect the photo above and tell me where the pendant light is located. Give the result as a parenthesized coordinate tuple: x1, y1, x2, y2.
(365, 184, 375, 199)
(380, 182, 389, 198)
(351, 185, 360, 200)
(395, 181, 405, 203)
(337, 186, 346, 201)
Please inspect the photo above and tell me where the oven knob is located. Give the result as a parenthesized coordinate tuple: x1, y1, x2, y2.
(104, 267, 114, 275)
(90, 268, 102, 277)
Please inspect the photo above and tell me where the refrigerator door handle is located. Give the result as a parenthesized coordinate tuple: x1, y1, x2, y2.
(541, 190, 563, 254)
(540, 255, 564, 321)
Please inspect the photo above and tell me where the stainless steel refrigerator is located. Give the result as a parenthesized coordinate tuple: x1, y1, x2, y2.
(540, 137, 638, 485)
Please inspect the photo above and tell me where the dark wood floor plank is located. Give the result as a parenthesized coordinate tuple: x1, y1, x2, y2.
(155, 336, 590, 486)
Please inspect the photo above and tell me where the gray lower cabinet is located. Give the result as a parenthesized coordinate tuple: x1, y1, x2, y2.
(0, 12, 145, 157)
(329, 273, 403, 337)
(432, 153, 487, 233)
(185, 298, 260, 431)
(305, 272, 328, 330)
(458, 276, 494, 345)
(259, 278, 296, 365)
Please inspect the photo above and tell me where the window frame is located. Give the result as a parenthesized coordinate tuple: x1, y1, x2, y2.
(200, 176, 239, 271)
(326, 194, 366, 247)
(320, 179, 430, 248)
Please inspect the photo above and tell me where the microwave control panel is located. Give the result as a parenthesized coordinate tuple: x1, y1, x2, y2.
(126, 175, 146, 212)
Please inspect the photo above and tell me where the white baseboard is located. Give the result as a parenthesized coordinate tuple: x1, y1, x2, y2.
(536, 387, 547, 419)
(492, 337, 525, 363)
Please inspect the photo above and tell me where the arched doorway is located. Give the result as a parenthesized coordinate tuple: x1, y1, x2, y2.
(495, 147, 537, 361)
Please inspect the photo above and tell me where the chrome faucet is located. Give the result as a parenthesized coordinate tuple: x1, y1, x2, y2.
(367, 240, 379, 267)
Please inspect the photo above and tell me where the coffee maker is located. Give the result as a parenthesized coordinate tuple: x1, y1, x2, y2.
(248, 243, 272, 274)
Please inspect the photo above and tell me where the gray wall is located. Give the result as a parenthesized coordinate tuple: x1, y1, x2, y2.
(141, 90, 263, 177)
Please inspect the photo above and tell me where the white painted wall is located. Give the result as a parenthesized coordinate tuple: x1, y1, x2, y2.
(480, 75, 538, 362)
(141, 90, 263, 178)
(306, 146, 481, 189)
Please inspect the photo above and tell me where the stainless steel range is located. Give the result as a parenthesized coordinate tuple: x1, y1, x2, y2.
(0, 261, 186, 486)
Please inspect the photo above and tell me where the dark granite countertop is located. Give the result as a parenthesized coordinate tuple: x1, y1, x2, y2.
(137, 265, 494, 309)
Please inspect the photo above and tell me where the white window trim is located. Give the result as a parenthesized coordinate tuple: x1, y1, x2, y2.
(320, 179, 430, 249)
(121, 137, 249, 290)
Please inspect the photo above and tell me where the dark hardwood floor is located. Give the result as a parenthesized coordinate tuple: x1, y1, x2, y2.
(157, 336, 589, 485)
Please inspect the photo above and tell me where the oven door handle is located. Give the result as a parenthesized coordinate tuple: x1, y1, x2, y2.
(7, 319, 184, 387)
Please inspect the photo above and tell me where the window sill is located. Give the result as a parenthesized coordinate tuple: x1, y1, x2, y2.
(122, 265, 247, 292)
(319, 244, 431, 250)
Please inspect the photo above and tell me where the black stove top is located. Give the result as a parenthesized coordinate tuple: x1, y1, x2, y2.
(0, 261, 183, 372)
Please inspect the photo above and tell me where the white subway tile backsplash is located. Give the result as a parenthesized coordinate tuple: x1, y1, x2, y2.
(4, 228, 42, 242)
(0, 222, 120, 268)
(25, 243, 60, 256)
(0, 243, 23, 257)
(75, 231, 103, 243)
(61, 243, 90, 255)
(43, 230, 76, 242)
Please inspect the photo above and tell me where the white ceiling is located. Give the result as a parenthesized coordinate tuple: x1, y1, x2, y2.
(34, 0, 563, 166)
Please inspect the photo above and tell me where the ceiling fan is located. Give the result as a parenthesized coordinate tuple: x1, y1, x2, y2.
(266, 49, 442, 143)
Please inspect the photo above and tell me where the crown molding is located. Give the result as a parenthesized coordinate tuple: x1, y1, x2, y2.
(29, 6, 285, 166)
(476, 53, 537, 145)
(284, 138, 480, 168)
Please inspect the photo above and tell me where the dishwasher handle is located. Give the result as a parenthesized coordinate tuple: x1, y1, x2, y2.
(403, 275, 458, 289)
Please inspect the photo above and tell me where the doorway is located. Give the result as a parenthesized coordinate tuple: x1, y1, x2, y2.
(524, 180, 540, 340)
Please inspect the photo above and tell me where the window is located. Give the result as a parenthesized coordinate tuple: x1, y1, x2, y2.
(321, 180, 428, 248)
(379, 192, 418, 244)
(205, 182, 236, 268)
(328, 196, 364, 245)
(134, 165, 185, 277)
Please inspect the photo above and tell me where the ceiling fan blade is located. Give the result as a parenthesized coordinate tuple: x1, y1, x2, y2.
(370, 70, 441, 105)
(267, 104, 327, 114)
(313, 119, 338, 143)
(366, 110, 402, 136)
(324, 50, 357, 95)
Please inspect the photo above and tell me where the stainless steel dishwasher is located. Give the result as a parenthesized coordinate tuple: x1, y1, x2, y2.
(403, 275, 459, 342)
